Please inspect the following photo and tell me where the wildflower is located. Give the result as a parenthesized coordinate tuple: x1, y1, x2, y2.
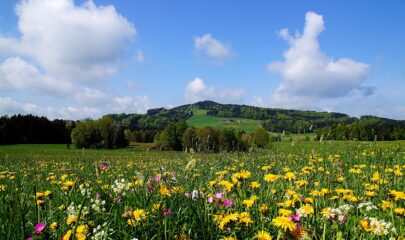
(279, 208, 293, 217)
(133, 209, 147, 221)
(257, 230, 272, 240)
(223, 198, 233, 208)
(214, 192, 224, 199)
(66, 215, 78, 225)
(239, 212, 253, 226)
(380, 200, 394, 210)
(296, 205, 314, 217)
(62, 230, 72, 240)
(99, 162, 108, 171)
(264, 174, 280, 183)
(163, 209, 172, 216)
(394, 208, 404, 215)
(50, 222, 58, 230)
(33, 222, 46, 235)
(288, 214, 301, 222)
(272, 216, 296, 232)
(250, 181, 261, 188)
(259, 204, 269, 214)
(284, 172, 296, 181)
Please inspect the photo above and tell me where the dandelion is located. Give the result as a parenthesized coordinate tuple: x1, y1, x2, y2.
(257, 230, 272, 240)
(272, 216, 296, 232)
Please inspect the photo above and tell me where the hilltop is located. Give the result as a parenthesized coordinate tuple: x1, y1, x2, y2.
(107, 101, 405, 140)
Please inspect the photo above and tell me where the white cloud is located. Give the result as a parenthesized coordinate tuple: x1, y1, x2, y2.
(74, 87, 108, 105)
(135, 49, 144, 63)
(0, 57, 73, 96)
(184, 77, 244, 103)
(109, 95, 150, 114)
(268, 12, 371, 103)
(194, 33, 232, 59)
(0, 0, 136, 82)
(0, 97, 40, 115)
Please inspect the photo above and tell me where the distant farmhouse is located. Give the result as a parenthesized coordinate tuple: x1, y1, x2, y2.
(223, 119, 241, 124)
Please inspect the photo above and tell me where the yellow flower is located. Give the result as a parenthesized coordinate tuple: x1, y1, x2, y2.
(243, 199, 254, 208)
(44, 190, 53, 197)
(219, 213, 238, 230)
(250, 181, 261, 188)
(284, 172, 296, 181)
(76, 225, 88, 234)
(59, 204, 65, 211)
(359, 219, 372, 231)
(133, 209, 147, 221)
(297, 205, 314, 217)
(365, 191, 376, 197)
(50, 222, 58, 230)
(0, 184, 6, 191)
(62, 230, 72, 240)
(160, 186, 172, 197)
(394, 208, 405, 215)
(389, 190, 405, 201)
(278, 208, 292, 216)
(257, 230, 272, 240)
(259, 204, 269, 214)
(35, 192, 44, 198)
(380, 200, 394, 210)
(272, 216, 295, 232)
(36, 200, 45, 206)
(239, 212, 253, 226)
(66, 215, 78, 225)
(222, 237, 237, 240)
(64, 181, 74, 188)
(264, 174, 279, 183)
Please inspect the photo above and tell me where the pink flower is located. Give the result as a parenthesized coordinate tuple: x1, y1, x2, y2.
(207, 196, 214, 203)
(99, 162, 108, 171)
(33, 222, 46, 234)
(163, 209, 172, 216)
(214, 192, 224, 199)
(288, 214, 301, 222)
(96, 193, 101, 199)
(222, 199, 233, 207)
(26, 237, 32, 240)
(184, 192, 191, 198)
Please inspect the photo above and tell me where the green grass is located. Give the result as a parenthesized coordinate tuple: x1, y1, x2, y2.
(186, 108, 264, 133)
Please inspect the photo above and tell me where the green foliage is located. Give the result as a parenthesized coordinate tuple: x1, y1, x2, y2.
(253, 127, 270, 148)
(71, 117, 128, 149)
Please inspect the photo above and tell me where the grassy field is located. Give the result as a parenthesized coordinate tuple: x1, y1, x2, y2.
(0, 141, 404, 239)
(186, 108, 263, 133)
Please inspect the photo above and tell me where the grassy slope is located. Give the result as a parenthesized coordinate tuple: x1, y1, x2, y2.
(186, 108, 263, 133)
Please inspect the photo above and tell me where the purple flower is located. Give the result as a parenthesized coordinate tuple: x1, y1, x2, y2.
(96, 193, 101, 199)
(26, 237, 33, 240)
(33, 222, 46, 234)
(154, 175, 161, 182)
(99, 162, 108, 171)
(223, 199, 233, 207)
(163, 209, 172, 216)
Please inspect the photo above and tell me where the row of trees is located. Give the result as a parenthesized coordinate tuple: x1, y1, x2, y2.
(71, 117, 128, 149)
(0, 115, 73, 145)
(315, 121, 405, 141)
(154, 120, 271, 152)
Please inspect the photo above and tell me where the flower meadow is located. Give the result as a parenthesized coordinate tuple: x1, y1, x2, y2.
(0, 142, 404, 240)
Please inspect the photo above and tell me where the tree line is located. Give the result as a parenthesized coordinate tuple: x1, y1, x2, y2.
(314, 116, 405, 141)
(0, 115, 73, 145)
(153, 120, 271, 152)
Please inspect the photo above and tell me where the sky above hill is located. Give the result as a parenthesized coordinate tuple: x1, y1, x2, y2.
(0, 0, 404, 120)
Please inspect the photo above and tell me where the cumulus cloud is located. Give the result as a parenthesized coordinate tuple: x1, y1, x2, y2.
(0, 57, 73, 96)
(194, 33, 232, 59)
(74, 87, 108, 105)
(0, 97, 40, 115)
(109, 95, 150, 114)
(268, 11, 371, 104)
(0, 0, 136, 82)
(184, 78, 244, 103)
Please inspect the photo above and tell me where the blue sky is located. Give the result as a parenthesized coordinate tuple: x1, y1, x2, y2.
(0, 0, 404, 120)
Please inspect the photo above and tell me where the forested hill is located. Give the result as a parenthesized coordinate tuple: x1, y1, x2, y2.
(107, 100, 405, 139)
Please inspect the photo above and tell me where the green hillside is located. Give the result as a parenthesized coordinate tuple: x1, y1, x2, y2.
(186, 108, 262, 133)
